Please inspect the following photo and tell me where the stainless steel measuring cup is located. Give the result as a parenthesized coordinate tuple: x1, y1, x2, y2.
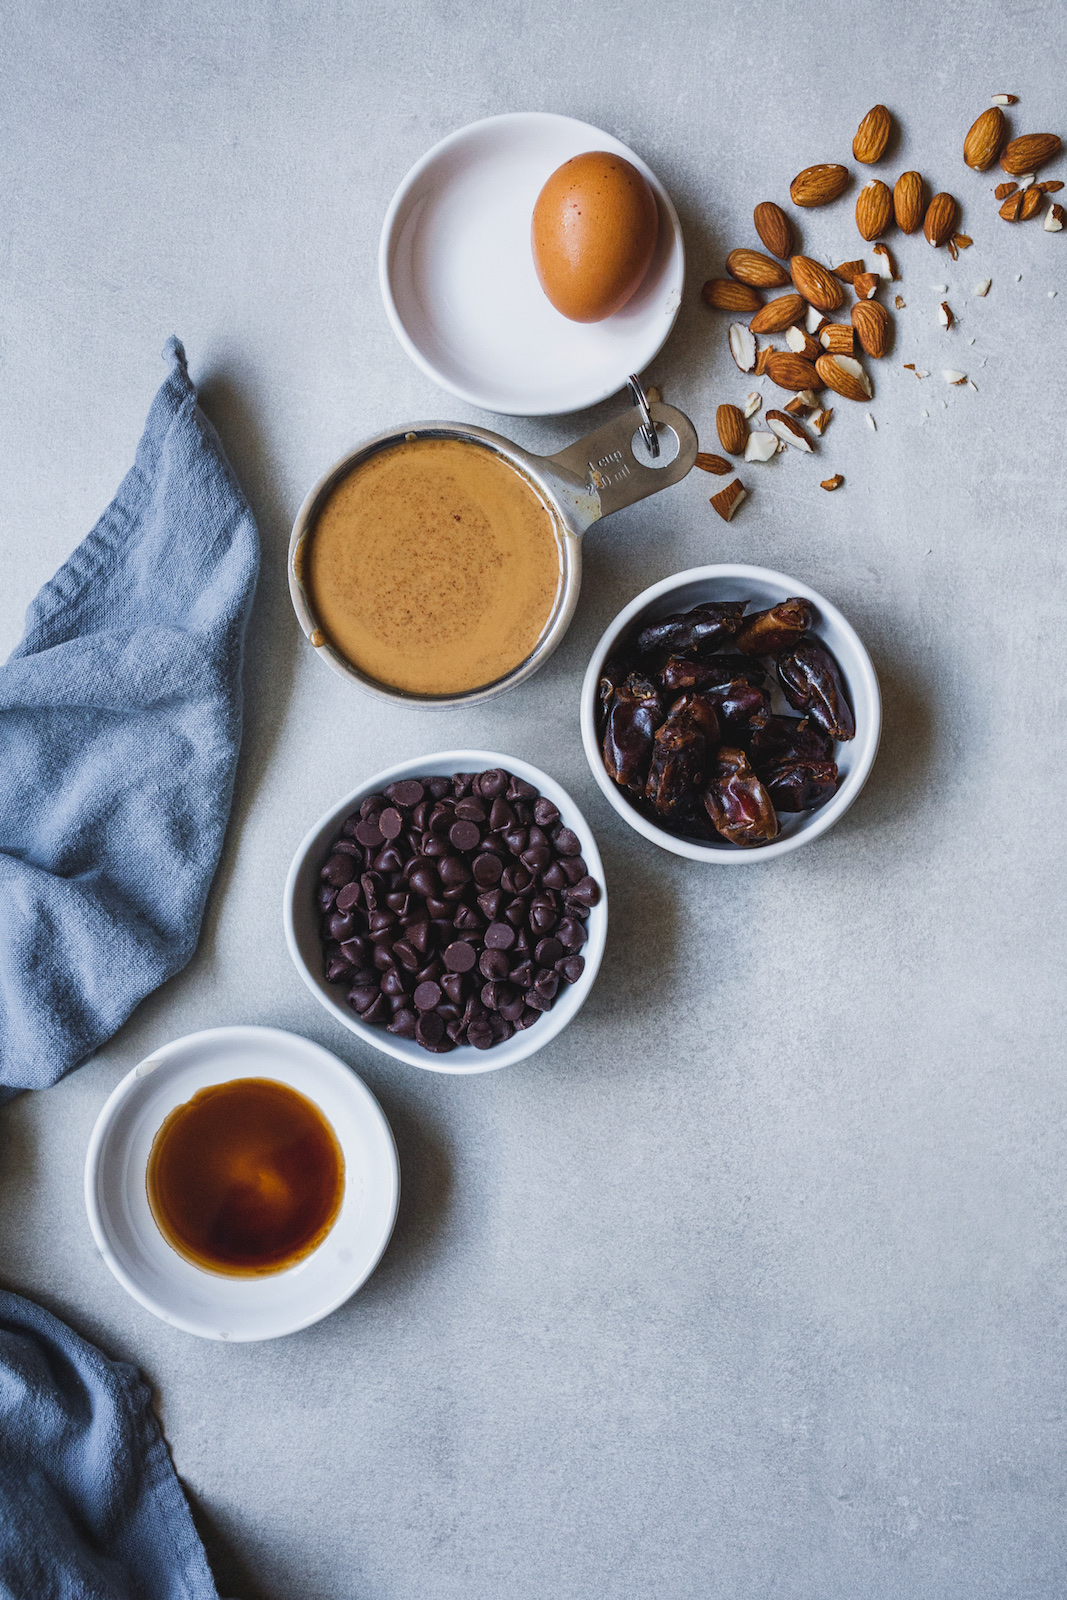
(288, 379, 698, 708)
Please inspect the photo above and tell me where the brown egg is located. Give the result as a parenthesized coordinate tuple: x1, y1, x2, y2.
(532, 151, 659, 323)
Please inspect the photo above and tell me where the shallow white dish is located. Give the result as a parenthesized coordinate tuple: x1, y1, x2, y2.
(580, 565, 881, 862)
(284, 751, 607, 1074)
(379, 111, 685, 416)
(84, 1026, 399, 1342)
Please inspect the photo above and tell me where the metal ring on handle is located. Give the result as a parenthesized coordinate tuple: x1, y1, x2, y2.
(627, 374, 660, 459)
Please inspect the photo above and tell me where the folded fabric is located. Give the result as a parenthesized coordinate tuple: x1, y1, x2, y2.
(0, 1290, 220, 1599)
(0, 339, 259, 1095)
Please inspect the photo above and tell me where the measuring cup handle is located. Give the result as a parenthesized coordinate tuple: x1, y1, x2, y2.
(541, 400, 699, 533)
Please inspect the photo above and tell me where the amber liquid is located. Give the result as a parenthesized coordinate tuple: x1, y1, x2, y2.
(146, 1078, 345, 1277)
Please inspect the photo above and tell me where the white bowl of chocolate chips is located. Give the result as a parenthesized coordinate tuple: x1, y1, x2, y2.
(284, 752, 607, 1073)
(581, 565, 882, 862)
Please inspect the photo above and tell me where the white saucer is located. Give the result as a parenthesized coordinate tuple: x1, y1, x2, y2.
(84, 1026, 399, 1341)
(379, 112, 685, 416)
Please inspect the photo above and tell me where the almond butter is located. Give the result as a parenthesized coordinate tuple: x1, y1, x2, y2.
(819, 323, 855, 355)
(702, 278, 763, 313)
(749, 293, 807, 333)
(851, 300, 890, 358)
(815, 352, 873, 401)
(789, 254, 845, 312)
(1000, 133, 1062, 174)
(820, 474, 844, 491)
(765, 410, 816, 452)
(789, 163, 850, 208)
(923, 192, 958, 246)
(853, 105, 892, 164)
(833, 259, 865, 282)
(710, 480, 746, 522)
(853, 272, 879, 299)
(764, 351, 821, 392)
(716, 404, 748, 455)
(995, 181, 1019, 200)
(695, 452, 732, 476)
(726, 248, 791, 288)
(964, 106, 1006, 170)
(999, 190, 1024, 221)
(753, 201, 794, 259)
(856, 179, 893, 240)
(893, 171, 925, 233)
(1020, 184, 1043, 220)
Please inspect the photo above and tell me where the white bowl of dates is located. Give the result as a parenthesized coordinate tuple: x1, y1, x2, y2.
(284, 752, 607, 1073)
(580, 565, 881, 861)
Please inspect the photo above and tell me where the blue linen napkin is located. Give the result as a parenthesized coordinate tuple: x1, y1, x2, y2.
(0, 1289, 220, 1599)
(0, 339, 259, 1094)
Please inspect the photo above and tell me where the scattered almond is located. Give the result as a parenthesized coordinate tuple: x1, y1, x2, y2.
(744, 432, 778, 463)
(1000, 190, 1025, 221)
(942, 370, 967, 384)
(716, 403, 748, 455)
(790, 163, 850, 207)
(856, 179, 893, 240)
(820, 323, 855, 355)
(754, 345, 775, 376)
(789, 254, 846, 311)
(924, 192, 958, 247)
(995, 181, 1019, 200)
(894, 294, 906, 309)
(726, 248, 792, 288)
(964, 106, 1006, 170)
(894, 171, 925, 233)
(938, 301, 954, 329)
(851, 300, 890, 358)
(765, 410, 816, 452)
(991, 94, 1018, 106)
(728, 322, 757, 372)
(866, 415, 877, 432)
(853, 272, 879, 299)
(872, 242, 899, 278)
(821, 474, 844, 491)
(952, 232, 972, 249)
(815, 352, 873, 401)
(750, 293, 807, 333)
(764, 351, 821, 391)
(785, 324, 820, 359)
(753, 201, 794, 260)
(853, 105, 892, 164)
(703, 278, 763, 313)
(974, 279, 991, 296)
(1000, 134, 1062, 175)
(743, 392, 762, 418)
(1039, 181, 1065, 194)
(710, 480, 746, 521)
(833, 259, 866, 282)
(695, 452, 732, 476)
(1046, 203, 1065, 232)
(1020, 185, 1043, 220)
(784, 395, 810, 415)
(812, 408, 833, 435)
(805, 303, 825, 334)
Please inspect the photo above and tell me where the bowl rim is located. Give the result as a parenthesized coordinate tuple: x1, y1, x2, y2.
(377, 110, 685, 417)
(579, 563, 882, 863)
(283, 750, 608, 1073)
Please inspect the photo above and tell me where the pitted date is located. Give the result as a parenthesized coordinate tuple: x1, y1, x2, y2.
(777, 640, 856, 740)
(735, 597, 813, 657)
(660, 653, 766, 694)
(702, 748, 779, 847)
(763, 759, 839, 812)
(748, 714, 834, 770)
(646, 718, 706, 818)
(602, 675, 663, 792)
(635, 601, 745, 659)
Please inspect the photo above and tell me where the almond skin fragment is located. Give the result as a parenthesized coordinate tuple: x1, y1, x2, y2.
(753, 201, 794, 259)
(964, 106, 1006, 170)
(815, 353, 873, 401)
(1039, 181, 1065, 194)
(790, 163, 850, 207)
(995, 181, 1018, 200)
(749, 293, 807, 333)
(695, 452, 732, 476)
(789, 255, 846, 312)
(894, 171, 925, 233)
(851, 300, 891, 358)
(871, 242, 899, 279)
(716, 404, 748, 455)
(710, 480, 746, 522)
(820, 474, 844, 491)
(1000, 134, 1062, 175)
(853, 105, 892, 164)
(764, 352, 821, 392)
(811, 408, 833, 435)
(703, 278, 762, 313)
(833, 259, 865, 283)
(726, 248, 791, 288)
(856, 179, 893, 241)
(924, 193, 959, 247)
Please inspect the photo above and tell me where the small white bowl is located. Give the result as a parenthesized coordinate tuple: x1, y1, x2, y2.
(84, 1026, 399, 1342)
(580, 565, 881, 862)
(284, 752, 607, 1074)
(379, 112, 685, 416)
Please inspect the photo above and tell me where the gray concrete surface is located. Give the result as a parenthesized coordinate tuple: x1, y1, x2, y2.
(2, 2, 1066, 1595)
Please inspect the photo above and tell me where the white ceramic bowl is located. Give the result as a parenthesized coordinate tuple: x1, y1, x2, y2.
(379, 112, 685, 416)
(580, 565, 881, 862)
(84, 1026, 399, 1341)
(284, 752, 607, 1073)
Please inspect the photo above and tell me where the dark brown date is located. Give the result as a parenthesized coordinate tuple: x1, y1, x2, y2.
(735, 597, 813, 656)
(702, 747, 779, 847)
(763, 759, 839, 812)
(707, 680, 771, 729)
(646, 718, 707, 819)
(602, 675, 663, 791)
(747, 715, 834, 770)
(777, 640, 856, 740)
(667, 690, 722, 745)
(660, 653, 766, 694)
(635, 601, 745, 659)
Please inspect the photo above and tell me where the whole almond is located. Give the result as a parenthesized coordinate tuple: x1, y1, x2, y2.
(695, 452, 732, 476)
(853, 105, 892, 164)
(789, 164, 850, 208)
(1000, 133, 1062, 175)
(716, 404, 748, 455)
(923, 192, 958, 247)
(819, 323, 855, 355)
(999, 190, 1024, 221)
(749, 293, 807, 333)
(853, 272, 879, 299)
(789, 254, 846, 312)
(764, 352, 821, 392)
(725, 248, 791, 288)
(851, 300, 891, 358)
(702, 278, 763, 313)
(815, 352, 873, 402)
(833, 259, 865, 282)
(893, 171, 925, 233)
(1019, 184, 1043, 220)
(963, 106, 1006, 170)
(753, 201, 794, 259)
(856, 179, 893, 240)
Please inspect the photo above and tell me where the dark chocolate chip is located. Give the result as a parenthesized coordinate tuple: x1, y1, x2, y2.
(413, 980, 442, 1011)
(476, 769, 508, 799)
(449, 819, 482, 852)
(321, 854, 356, 887)
(454, 798, 487, 822)
(472, 853, 503, 886)
(479, 948, 510, 981)
(556, 955, 585, 984)
(533, 798, 560, 827)
(327, 910, 357, 942)
(441, 972, 466, 1004)
(444, 940, 477, 972)
(477, 888, 504, 919)
(484, 921, 516, 951)
(489, 798, 516, 830)
(534, 937, 564, 968)
(387, 1008, 418, 1038)
(392, 779, 425, 808)
(354, 819, 385, 848)
(336, 882, 362, 912)
(415, 1011, 445, 1048)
